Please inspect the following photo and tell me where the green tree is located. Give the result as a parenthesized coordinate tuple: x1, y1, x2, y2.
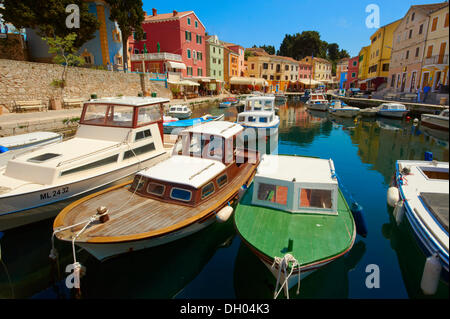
(278, 31, 328, 60)
(42, 33, 84, 90)
(0, 0, 99, 49)
(255, 45, 275, 55)
(106, 0, 145, 72)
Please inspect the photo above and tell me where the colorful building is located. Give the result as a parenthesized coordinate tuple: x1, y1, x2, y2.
(358, 46, 370, 89)
(205, 35, 224, 82)
(129, 9, 207, 80)
(388, 3, 448, 93)
(224, 46, 239, 87)
(421, 3, 449, 92)
(345, 56, 359, 89)
(298, 61, 313, 81)
(225, 43, 245, 77)
(363, 19, 401, 91)
(336, 58, 349, 82)
(27, 1, 123, 70)
(301, 56, 332, 85)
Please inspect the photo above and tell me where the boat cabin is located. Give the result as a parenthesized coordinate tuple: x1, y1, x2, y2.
(129, 121, 258, 207)
(380, 103, 407, 111)
(244, 97, 276, 113)
(251, 155, 339, 215)
(309, 93, 327, 101)
(169, 105, 190, 114)
(237, 112, 275, 125)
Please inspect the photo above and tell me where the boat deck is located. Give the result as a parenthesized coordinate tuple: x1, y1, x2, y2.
(234, 184, 355, 266)
(55, 162, 255, 243)
(420, 193, 449, 232)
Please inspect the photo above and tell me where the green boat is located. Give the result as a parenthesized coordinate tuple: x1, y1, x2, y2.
(234, 155, 356, 298)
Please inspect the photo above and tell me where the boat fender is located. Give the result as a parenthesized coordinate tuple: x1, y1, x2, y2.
(421, 253, 442, 295)
(351, 202, 367, 237)
(0, 146, 9, 154)
(216, 206, 234, 223)
(387, 187, 400, 208)
(393, 200, 405, 226)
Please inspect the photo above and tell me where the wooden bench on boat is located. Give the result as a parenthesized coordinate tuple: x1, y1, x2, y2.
(63, 98, 85, 109)
(13, 100, 47, 112)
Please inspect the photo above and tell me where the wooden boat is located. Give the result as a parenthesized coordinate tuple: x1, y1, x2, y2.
(0, 97, 171, 231)
(377, 103, 408, 119)
(421, 109, 449, 131)
(237, 96, 280, 142)
(234, 154, 356, 298)
(163, 114, 224, 134)
(0, 132, 62, 167)
(168, 105, 192, 119)
(53, 121, 260, 261)
(328, 100, 360, 118)
(305, 93, 329, 111)
(388, 160, 449, 292)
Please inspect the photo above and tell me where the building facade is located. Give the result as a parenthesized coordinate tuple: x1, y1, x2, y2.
(205, 35, 224, 82)
(345, 56, 359, 89)
(336, 58, 349, 82)
(388, 3, 448, 93)
(224, 47, 239, 86)
(298, 61, 313, 81)
(301, 56, 332, 84)
(358, 45, 370, 89)
(226, 44, 245, 77)
(421, 4, 449, 92)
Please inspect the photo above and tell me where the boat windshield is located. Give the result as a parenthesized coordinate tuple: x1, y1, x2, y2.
(173, 133, 227, 162)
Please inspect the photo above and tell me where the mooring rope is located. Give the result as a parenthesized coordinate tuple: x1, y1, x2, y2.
(271, 254, 301, 299)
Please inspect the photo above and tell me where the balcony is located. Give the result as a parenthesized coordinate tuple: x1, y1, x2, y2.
(423, 54, 448, 67)
(130, 52, 182, 62)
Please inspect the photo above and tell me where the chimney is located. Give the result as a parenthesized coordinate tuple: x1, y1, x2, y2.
(152, 8, 157, 16)
(173, 10, 178, 17)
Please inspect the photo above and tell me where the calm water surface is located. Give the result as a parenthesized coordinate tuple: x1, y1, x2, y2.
(0, 101, 448, 299)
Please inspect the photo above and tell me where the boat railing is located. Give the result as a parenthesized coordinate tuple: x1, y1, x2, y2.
(56, 142, 124, 167)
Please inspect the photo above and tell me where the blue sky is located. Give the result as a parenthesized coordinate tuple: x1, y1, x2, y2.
(143, 0, 444, 57)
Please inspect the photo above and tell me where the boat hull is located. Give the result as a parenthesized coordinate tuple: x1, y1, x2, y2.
(421, 115, 449, 131)
(0, 152, 169, 231)
(378, 110, 408, 118)
(306, 103, 328, 111)
(168, 112, 192, 119)
(328, 109, 359, 118)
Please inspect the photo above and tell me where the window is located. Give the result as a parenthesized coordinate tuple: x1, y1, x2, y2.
(257, 183, 288, 206)
(415, 47, 420, 57)
(353, 61, 357, 67)
(135, 129, 152, 141)
(28, 153, 62, 163)
(170, 188, 192, 202)
(405, 50, 409, 59)
(123, 143, 155, 160)
(445, 13, 449, 28)
(391, 74, 395, 87)
(248, 116, 256, 122)
(131, 177, 145, 192)
(187, 17, 191, 25)
(143, 32, 147, 40)
(61, 155, 119, 176)
(409, 29, 413, 39)
(299, 189, 332, 209)
(411, 12, 415, 21)
(217, 174, 228, 188)
(352, 72, 356, 78)
(198, 68, 203, 76)
(419, 24, 423, 34)
(134, 49, 139, 54)
(195, 20, 198, 28)
(431, 17, 438, 31)
(263, 63, 268, 69)
(259, 117, 268, 123)
(201, 182, 215, 199)
(137, 105, 161, 126)
(251, 63, 255, 70)
(187, 49, 191, 59)
(147, 182, 165, 196)
(185, 31, 192, 41)
(382, 63, 389, 72)
(427, 45, 433, 58)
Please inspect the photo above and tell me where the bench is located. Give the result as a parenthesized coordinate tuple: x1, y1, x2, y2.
(13, 100, 47, 112)
(63, 98, 85, 109)
(399, 93, 418, 102)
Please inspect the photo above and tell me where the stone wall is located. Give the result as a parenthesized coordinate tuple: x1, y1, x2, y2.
(0, 59, 171, 111)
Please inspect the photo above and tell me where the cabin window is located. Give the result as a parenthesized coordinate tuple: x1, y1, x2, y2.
(201, 182, 215, 199)
(137, 105, 162, 126)
(217, 174, 228, 188)
(259, 117, 268, 123)
(147, 182, 165, 196)
(238, 116, 245, 122)
(131, 177, 145, 191)
(61, 155, 119, 176)
(123, 143, 156, 160)
(257, 183, 288, 206)
(170, 188, 192, 202)
(28, 153, 62, 163)
(135, 129, 152, 141)
(299, 189, 332, 209)
(81, 104, 134, 128)
(248, 116, 256, 122)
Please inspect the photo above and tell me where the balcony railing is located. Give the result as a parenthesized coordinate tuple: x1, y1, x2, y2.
(423, 54, 449, 66)
(130, 52, 182, 62)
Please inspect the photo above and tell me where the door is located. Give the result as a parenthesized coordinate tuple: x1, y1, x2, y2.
(410, 72, 416, 92)
(401, 73, 407, 92)
(438, 42, 446, 64)
(434, 71, 442, 91)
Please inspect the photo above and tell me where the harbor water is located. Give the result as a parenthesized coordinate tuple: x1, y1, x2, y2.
(0, 100, 448, 299)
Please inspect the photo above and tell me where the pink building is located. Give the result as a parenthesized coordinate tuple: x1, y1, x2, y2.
(345, 56, 359, 89)
(298, 61, 312, 81)
(129, 9, 206, 78)
(226, 44, 245, 76)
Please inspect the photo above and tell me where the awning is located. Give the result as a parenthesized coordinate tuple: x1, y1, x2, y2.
(299, 79, 322, 86)
(358, 77, 376, 84)
(165, 61, 186, 70)
(254, 78, 269, 86)
(230, 77, 256, 85)
(191, 76, 211, 82)
(178, 80, 200, 86)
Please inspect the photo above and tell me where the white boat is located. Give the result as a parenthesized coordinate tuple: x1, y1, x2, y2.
(328, 100, 360, 118)
(389, 160, 448, 292)
(237, 96, 280, 142)
(53, 121, 259, 261)
(0, 97, 172, 231)
(305, 93, 329, 111)
(377, 103, 409, 119)
(168, 105, 192, 119)
(421, 109, 449, 131)
(0, 132, 62, 167)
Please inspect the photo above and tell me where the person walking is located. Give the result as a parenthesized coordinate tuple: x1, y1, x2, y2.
(423, 84, 431, 103)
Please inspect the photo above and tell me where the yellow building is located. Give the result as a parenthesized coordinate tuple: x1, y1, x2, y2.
(301, 56, 332, 84)
(363, 19, 402, 90)
(421, 4, 449, 92)
(358, 45, 370, 86)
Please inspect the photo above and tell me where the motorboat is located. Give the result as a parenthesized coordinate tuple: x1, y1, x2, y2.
(234, 155, 356, 298)
(377, 103, 408, 119)
(53, 121, 260, 261)
(168, 105, 192, 119)
(0, 132, 62, 167)
(305, 93, 329, 111)
(421, 109, 449, 131)
(328, 100, 360, 118)
(163, 114, 224, 134)
(0, 97, 171, 231)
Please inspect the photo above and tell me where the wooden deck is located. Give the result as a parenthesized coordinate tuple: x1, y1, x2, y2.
(55, 161, 256, 243)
